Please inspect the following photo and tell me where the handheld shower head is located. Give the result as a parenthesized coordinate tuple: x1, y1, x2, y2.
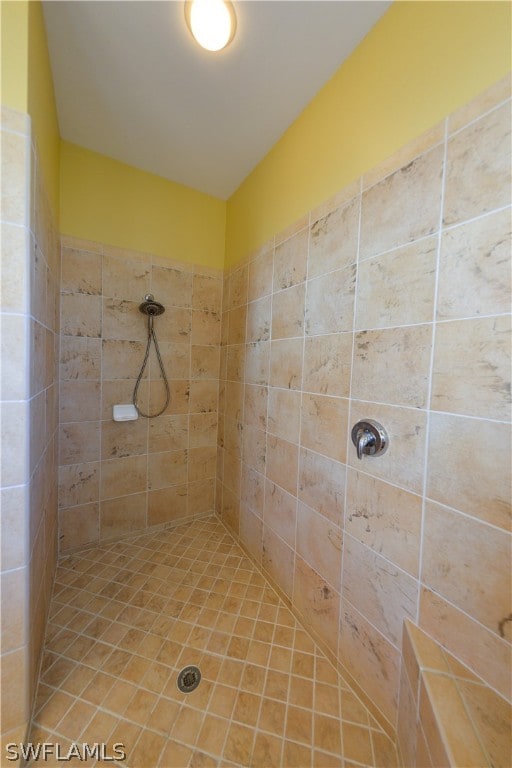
(139, 294, 165, 316)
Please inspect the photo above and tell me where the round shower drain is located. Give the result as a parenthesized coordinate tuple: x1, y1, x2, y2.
(177, 665, 201, 693)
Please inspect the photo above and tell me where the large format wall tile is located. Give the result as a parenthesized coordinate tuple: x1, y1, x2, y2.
(444, 101, 511, 226)
(58, 240, 223, 554)
(217, 80, 511, 735)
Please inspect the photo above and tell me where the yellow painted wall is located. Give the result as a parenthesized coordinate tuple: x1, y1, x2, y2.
(226, 1, 512, 267)
(1, 0, 60, 216)
(60, 141, 226, 269)
(0, 0, 29, 111)
(27, 0, 60, 216)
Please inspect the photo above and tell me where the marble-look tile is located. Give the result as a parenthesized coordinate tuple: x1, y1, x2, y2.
(188, 478, 214, 516)
(1, 567, 28, 651)
(419, 588, 511, 701)
(396, 663, 417, 768)
(309, 197, 359, 279)
(246, 296, 271, 343)
(59, 422, 100, 466)
(102, 340, 146, 380)
(305, 265, 356, 336)
(298, 448, 345, 526)
(339, 600, 400, 724)
(1, 128, 29, 225)
(265, 435, 298, 497)
(241, 465, 264, 518)
(58, 462, 100, 509)
(157, 307, 191, 344)
(59, 381, 100, 423)
(269, 339, 303, 391)
(300, 393, 348, 463)
(100, 455, 148, 499)
(1, 314, 28, 400)
(352, 325, 432, 409)
(146, 415, 187, 454)
(192, 273, 223, 313)
(188, 446, 216, 482)
(239, 505, 263, 564)
(242, 425, 266, 474)
(223, 449, 241, 495)
(245, 341, 270, 386)
(1, 222, 29, 312)
(273, 228, 308, 291)
(61, 248, 102, 296)
(190, 345, 220, 380)
(415, 723, 434, 768)
(272, 283, 306, 340)
(59, 503, 99, 552)
(151, 265, 193, 308)
(431, 316, 511, 420)
(227, 264, 249, 310)
(60, 337, 101, 381)
(102, 254, 150, 301)
(342, 536, 418, 648)
(422, 500, 511, 637)
(348, 401, 427, 494)
(101, 419, 148, 459)
(296, 502, 342, 591)
(61, 294, 101, 338)
(455, 679, 512, 768)
(424, 673, 488, 768)
(223, 380, 243, 422)
(302, 333, 352, 397)
(189, 379, 218, 414)
(293, 555, 340, 657)
(0, 486, 28, 571)
(148, 485, 188, 526)
(224, 415, 243, 456)
(427, 412, 511, 530)
(244, 385, 268, 430)
(267, 388, 301, 444)
(437, 208, 511, 320)
(248, 242, 274, 302)
(360, 145, 443, 260)
(226, 344, 245, 383)
(356, 237, 437, 329)
(102, 379, 148, 420)
(263, 480, 297, 548)
(345, 469, 421, 577)
(444, 102, 511, 226)
(100, 493, 147, 541)
(227, 305, 247, 345)
(102, 299, 146, 341)
(191, 309, 221, 346)
(189, 413, 218, 448)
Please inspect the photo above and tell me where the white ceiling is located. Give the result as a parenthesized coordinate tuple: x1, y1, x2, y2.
(43, 1, 391, 199)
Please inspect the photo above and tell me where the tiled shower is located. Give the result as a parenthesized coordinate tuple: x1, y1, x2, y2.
(1, 75, 511, 766)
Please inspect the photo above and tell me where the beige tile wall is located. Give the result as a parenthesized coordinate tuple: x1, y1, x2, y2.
(216, 76, 512, 733)
(398, 620, 511, 767)
(1, 106, 60, 744)
(58, 239, 223, 553)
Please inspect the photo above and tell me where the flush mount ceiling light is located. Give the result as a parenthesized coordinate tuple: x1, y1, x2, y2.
(184, 0, 237, 52)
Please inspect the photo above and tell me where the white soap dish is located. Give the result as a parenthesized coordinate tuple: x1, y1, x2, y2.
(113, 404, 138, 422)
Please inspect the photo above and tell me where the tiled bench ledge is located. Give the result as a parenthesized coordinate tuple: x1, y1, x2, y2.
(397, 619, 510, 767)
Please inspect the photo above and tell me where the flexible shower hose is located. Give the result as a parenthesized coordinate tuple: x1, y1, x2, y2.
(133, 314, 170, 418)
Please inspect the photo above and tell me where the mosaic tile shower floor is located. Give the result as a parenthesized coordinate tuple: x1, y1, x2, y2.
(29, 517, 397, 767)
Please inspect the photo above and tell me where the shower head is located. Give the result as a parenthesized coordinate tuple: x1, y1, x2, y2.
(139, 294, 165, 316)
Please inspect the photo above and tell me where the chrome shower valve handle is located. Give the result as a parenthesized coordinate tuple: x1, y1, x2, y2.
(351, 420, 388, 459)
